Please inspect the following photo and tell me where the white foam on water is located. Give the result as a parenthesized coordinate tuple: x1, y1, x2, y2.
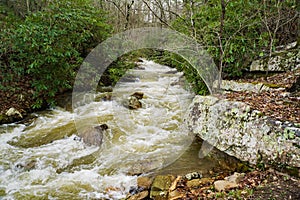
(0, 60, 194, 199)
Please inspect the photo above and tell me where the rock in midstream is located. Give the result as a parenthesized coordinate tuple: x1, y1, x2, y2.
(78, 124, 109, 146)
(127, 92, 144, 110)
(7, 121, 77, 148)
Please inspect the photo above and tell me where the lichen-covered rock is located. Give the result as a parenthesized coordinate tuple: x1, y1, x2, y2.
(213, 80, 271, 93)
(187, 95, 300, 168)
(250, 45, 299, 72)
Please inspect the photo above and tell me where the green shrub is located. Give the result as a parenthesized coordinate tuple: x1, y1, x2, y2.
(172, 0, 298, 78)
(0, 0, 111, 108)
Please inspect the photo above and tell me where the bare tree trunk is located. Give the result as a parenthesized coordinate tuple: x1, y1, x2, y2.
(124, 0, 134, 30)
(189, 0, 197, 38)
(217, 0, 227, 90)
(262, 0, 282, 76)
(142, 0, 170, 28)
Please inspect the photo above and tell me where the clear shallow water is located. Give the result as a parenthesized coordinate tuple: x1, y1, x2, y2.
(0, 60, 197, 199)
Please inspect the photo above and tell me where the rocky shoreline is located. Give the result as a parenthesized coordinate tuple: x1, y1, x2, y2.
(125, 169, 300, 200)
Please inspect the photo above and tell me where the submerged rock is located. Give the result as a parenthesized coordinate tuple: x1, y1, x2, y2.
(126, 159, 164, 175)
(78, 124, 108, 146)
(15, 160, 37, 171)
(8, 121, 77, 148)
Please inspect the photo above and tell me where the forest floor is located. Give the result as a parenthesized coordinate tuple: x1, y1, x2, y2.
(0, 75, 36, 124)
(157, 168, 300, 199)
(224, 68, 300, 124)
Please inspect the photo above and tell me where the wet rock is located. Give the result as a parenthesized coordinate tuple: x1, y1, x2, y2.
(120, 75, 140, 83)
(165, 69, 178, 74)
(56, 153, 97, 174)
(94, 92, 112, 102)
(137, 176, 153, 190)
(128, 92, 144, 110)
(128, 96, 141, 110)
(8, 121, 77, 148)
(96, 86, 113, 93)
(127, 159, 163, 175)
(136, 65, 145, 70)
(214, 180, 238, 192)
(150, 175, 175, 200)
(131, 92, 144, 100)
(78, 124, 108, 146)
(15, 160, 37, 171)
(127, 190, 149, 200)
(129, 186, 145, 195)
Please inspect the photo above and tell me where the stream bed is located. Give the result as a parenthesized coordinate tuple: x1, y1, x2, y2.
(0, 60, 240, 199)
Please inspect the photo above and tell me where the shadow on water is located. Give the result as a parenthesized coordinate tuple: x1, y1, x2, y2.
(155, 137, 248, 177)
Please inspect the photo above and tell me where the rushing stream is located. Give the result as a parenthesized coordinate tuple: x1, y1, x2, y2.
(0, 60, 239, 199)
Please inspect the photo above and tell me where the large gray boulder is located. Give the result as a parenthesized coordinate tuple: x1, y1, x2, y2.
(187, 95, 300, 168)
(250, 42, 299, 72)
(213, 80, 272, 93)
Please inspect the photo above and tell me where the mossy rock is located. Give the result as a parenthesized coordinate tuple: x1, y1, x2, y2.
(150, 175, 175, 199)
(7, 121, 77, 148)
(0, 188, 6, 197)
(0, 114, 9, 125)
(56, 153, 97, 174)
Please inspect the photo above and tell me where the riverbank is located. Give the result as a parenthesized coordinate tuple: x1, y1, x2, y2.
(127, 168, 300, 200)
(0, 76, 37, 124)
(1, 62, 299, 199)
